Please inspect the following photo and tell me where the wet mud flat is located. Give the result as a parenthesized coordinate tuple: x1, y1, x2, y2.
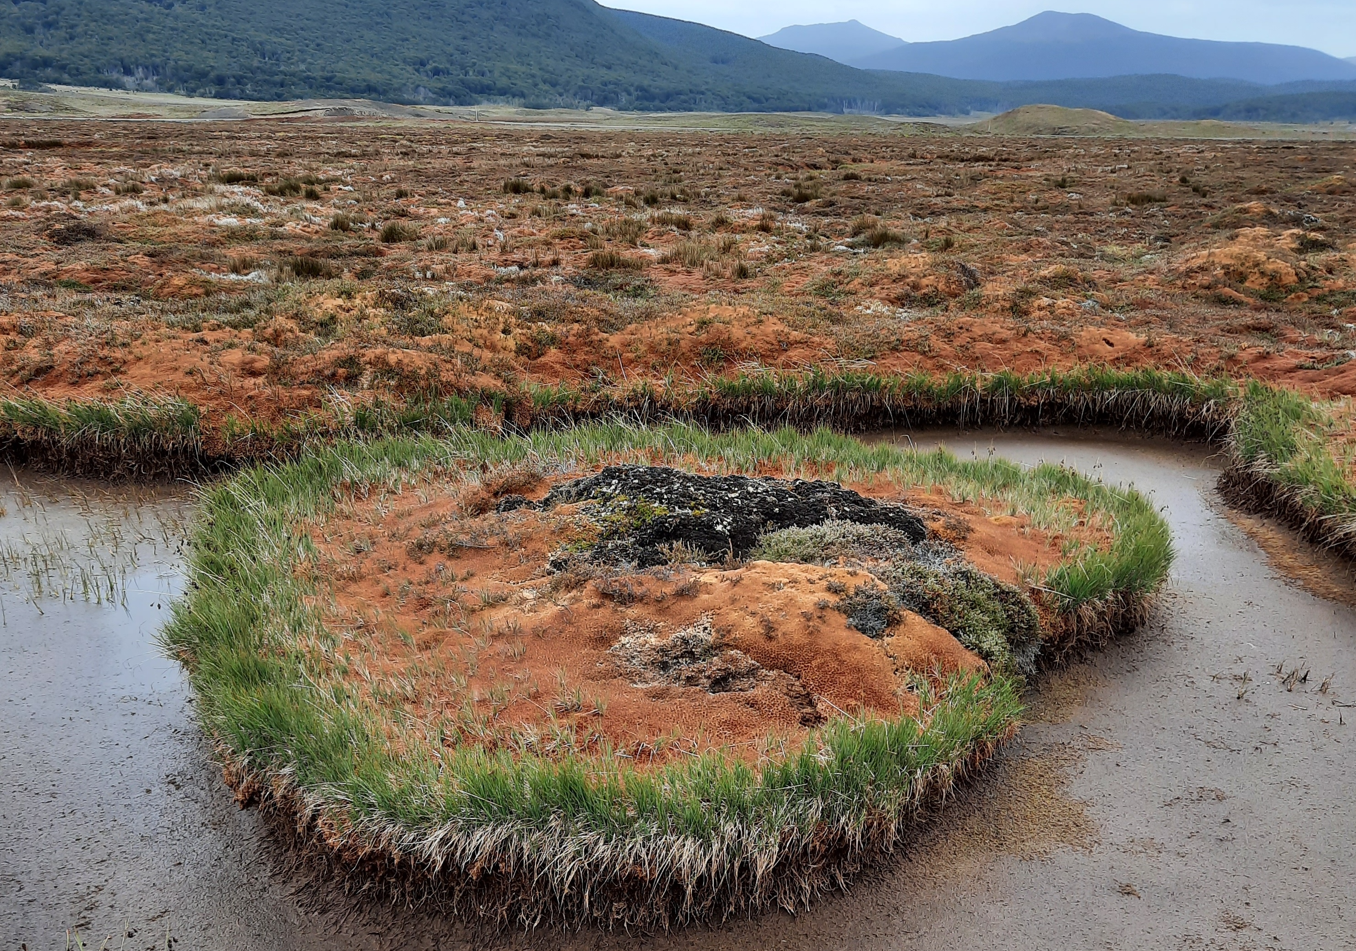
(0, 473, 311, 948)
(4, 433, 1356, 950)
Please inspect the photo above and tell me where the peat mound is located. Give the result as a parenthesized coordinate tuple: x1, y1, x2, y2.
(168, 430, 1169, 929)
(297, 464, 1065, 773)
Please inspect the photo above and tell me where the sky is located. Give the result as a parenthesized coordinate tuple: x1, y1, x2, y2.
(607, 2, 1356, 57)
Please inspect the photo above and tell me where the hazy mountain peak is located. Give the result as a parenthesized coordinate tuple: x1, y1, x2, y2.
(854, 11, 1356, 84)
(1002, 11, 1138, 40)
(759, 19, 906, 64)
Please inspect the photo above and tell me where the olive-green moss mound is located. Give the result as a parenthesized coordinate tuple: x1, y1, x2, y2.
(751, 520, 1042, 675)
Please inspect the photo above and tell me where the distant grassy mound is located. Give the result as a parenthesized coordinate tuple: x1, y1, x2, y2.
(978, 105, 1138, 136)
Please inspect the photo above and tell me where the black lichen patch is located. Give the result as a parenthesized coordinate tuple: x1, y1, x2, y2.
(541, 464, 927, 568)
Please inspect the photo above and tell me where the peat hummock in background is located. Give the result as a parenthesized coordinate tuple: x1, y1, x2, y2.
(1, 0, 1354, 120)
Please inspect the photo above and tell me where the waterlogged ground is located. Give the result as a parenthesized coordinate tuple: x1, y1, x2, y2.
(2, 435, 1355, 949)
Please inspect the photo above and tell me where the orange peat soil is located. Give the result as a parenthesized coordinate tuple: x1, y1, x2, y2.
(0, 121, 1353, 448)
(302, 465, 1102, 767)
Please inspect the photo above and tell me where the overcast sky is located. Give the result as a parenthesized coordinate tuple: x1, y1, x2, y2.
(608, 2, 1356, 57)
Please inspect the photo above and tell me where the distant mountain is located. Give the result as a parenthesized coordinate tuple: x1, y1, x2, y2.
(759, 20, 905, 65)
(606, 10, 933, 112)
(855, 12, 1356, 85)
(0, 0, 1353, 122)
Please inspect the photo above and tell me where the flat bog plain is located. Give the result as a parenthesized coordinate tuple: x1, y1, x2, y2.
(0, 115, 1354, 440)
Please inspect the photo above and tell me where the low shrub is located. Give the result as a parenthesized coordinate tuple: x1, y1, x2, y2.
(587, 249, 645, 271)
(380, 221, 419, 243)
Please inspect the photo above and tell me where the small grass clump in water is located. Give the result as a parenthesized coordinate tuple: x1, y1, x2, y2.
(164, 422, 1173, 928)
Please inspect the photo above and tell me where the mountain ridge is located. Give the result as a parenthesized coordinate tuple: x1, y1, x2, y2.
(759, 20, 905, 65)
(0, 0, 1353, 121)
(853, 12, 1356, 84)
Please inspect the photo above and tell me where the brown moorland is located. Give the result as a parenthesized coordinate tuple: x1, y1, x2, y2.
(0, 119, 1353, 448)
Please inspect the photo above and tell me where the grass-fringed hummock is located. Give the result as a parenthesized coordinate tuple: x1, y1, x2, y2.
(0, 394, 203, 477)
(0, 366, 1236, 477)
(1222, 381, 1356, 556)
(163, 423, 1173, 928)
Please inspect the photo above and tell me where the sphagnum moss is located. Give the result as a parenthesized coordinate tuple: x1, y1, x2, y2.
(162, 422, 1173, 928)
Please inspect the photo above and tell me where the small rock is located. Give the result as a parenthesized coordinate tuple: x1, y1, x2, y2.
(957, 262, 982, 290)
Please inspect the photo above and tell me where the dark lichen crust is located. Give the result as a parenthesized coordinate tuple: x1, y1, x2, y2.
(530, 463, 927, 567)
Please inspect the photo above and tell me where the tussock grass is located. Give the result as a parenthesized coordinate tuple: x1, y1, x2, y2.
(379, 221, 419, 243)
(783, 179, 822, 203)
(852, 225, 909, 249)
(264, 177, 304, 197)
(211, 169, 258, 184)
(600, 216, 646, 245)
(659, 238, 716, 268)
(652, 210, 693, 231)
(587, 249, 646, 271)
(1221, 382, 1356, 556)
(164, 422, 1171, 927)
(0, 395, 203, 478)
(282, 255, 334, 280)
(527, 366, 1238, 439)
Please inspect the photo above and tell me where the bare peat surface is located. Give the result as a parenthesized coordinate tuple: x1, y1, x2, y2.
(3, 435, 1354, 950)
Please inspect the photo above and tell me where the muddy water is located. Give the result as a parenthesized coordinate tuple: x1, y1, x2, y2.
(4, 434, 1355, 950)
(0, 475, 312, 949)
